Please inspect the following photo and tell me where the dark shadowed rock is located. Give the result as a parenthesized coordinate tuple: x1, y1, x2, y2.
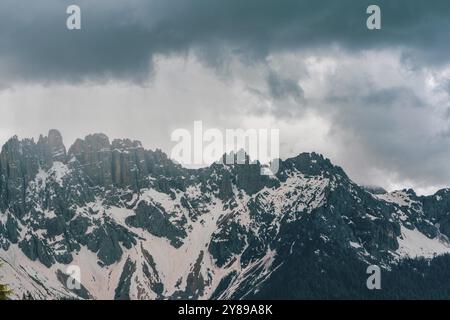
(48, 129, 67, 163)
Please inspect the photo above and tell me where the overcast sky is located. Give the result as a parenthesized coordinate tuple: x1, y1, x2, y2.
(1, 0, 450, 195)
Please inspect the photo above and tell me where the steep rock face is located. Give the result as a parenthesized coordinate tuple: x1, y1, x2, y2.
(0, 137, 40, 217)
(125, 201, 186, 248)
(422, 189, 450, 237)
(111, 139, 148, 190)
(68, 135, 186, 193)
(48, 130, 66, 159)
(44, 129, 67, 164)
(0, 130, 69, 216)
(1, 130, 450, 300)
(68, 134, 114, 187)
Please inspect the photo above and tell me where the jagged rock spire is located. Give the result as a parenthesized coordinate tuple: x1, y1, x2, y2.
(47, 129, 67, 163)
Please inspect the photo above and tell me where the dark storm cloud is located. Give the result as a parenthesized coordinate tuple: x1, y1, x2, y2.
(327, 87, 425, 110)
(323, 74, 450, 189)
(267, 72, 304, 102)
(1, 0, 450, 84)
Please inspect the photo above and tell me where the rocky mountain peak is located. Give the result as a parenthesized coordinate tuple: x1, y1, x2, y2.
(111, 139, 143, 151)
(47, 129, 67, 162)
(362, 185, 388, 195)
(68, 133, 111, 157)
(276, 152, 347, 183)
(36, 129, 67, 165)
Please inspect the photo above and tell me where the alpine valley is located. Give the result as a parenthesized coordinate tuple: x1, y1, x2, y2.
(1, 130, 450, 300)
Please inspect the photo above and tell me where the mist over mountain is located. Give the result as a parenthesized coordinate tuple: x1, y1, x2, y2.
(1, 130, 450, 300)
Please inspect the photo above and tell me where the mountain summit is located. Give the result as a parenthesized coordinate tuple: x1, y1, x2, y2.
(1, 131, 450, 299)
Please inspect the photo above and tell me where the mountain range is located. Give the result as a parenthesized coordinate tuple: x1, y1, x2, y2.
(1, 130, 450, 299)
